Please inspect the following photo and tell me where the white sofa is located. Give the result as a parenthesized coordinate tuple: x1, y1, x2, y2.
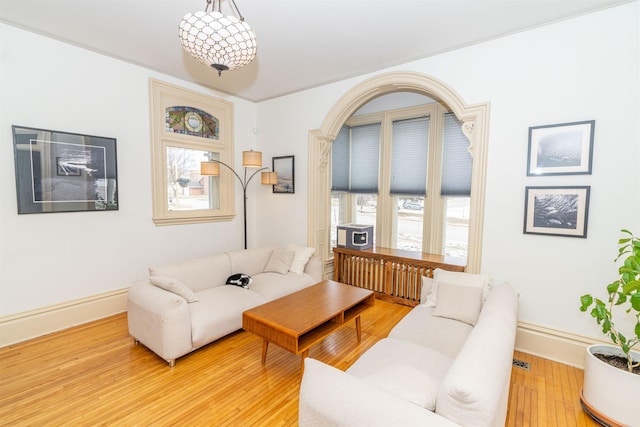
(128, 246, 322, 366)
(299, 270, 519, 427)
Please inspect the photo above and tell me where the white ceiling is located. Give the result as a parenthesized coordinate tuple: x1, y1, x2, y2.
(0, 0, 632, 102)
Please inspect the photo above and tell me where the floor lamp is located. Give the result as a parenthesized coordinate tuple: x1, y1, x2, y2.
(201, 150, 278, 249)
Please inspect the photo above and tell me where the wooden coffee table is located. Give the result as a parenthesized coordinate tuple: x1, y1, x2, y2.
(242, 280, 374, 370)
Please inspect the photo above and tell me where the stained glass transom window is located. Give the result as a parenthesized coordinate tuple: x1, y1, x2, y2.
(165, 106, 219, 139)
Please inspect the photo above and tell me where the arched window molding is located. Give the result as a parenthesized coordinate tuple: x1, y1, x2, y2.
(307, 71, 489, 273)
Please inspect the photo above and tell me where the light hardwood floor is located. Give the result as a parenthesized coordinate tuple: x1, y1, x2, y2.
(0, 300, 598, 426)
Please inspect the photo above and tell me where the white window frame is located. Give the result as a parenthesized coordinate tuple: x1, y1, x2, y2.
(149, 79, 235, 225)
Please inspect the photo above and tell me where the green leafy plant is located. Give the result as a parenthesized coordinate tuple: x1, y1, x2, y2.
(580, 229, 640, 373)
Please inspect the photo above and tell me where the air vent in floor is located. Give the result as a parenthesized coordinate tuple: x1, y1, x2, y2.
(512, 358, 531, 371)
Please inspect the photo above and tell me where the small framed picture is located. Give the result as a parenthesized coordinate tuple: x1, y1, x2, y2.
(527, 120, 595, 176)
(523, 186, 590, 238)
(272, 155, 294, 194)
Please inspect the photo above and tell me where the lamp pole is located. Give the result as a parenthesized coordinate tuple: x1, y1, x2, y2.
(206, 159, 270, 249)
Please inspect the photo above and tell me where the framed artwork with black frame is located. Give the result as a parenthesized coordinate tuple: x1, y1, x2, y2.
(523, 186, 590, 238)
(527, 120, 595, 176)
(272, 155, 294, 194)
(12, 125, 119, 214)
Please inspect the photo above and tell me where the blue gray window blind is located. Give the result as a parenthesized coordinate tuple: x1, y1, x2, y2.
(441, 113, 472, 196)
(331, 126, 350, 192)
(331, 123, 381, 194)
(390, 116, 430, 195)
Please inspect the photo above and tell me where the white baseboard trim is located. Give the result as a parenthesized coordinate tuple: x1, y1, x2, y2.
(515, 321, 606, 369)
(0, 288, 128, 347)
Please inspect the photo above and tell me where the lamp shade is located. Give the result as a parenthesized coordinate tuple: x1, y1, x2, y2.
(178, 10, 257, 76)
(261, 171, 278, 185)
(201, 161, 220, 176)
(242, 150, 262, 168)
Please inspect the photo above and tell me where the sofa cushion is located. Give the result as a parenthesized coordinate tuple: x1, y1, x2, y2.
(264, 249, 295, 274)
(249, 272, 315, 301)
(362, 364, 441, 411)
(423, 268, 491, 308)
(299, 358, 461, 427)
(347, 338, 453, 411)
(388, 305, 473, 358)
(148, 254, 231, 292)
(227, 247, 275, 277)
(287, 244, 316, 275)
(149, 276, 199, 303)
(432, 282, 483, 326)
(190, 286, 267, 348)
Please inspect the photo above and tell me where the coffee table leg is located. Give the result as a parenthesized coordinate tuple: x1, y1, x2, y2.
(356, 315, 362, 342)
(301, 350, 309, 373)
(262, 340, 269, 364)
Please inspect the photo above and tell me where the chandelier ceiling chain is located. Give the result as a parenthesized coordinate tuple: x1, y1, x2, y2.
(179, 0, 257, 76)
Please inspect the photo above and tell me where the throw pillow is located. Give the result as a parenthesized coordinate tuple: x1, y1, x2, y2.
(287, 244, 315, 275)
(226, 273, 252, 289)
(424, 268, 491, 308)
(264, 249, 295, 274)
(432, 282, 483, 326)
(420, 276, 434, 306)
(149, 276, 199, 303)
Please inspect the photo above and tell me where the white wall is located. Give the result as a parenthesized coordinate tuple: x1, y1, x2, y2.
(0, 24, 260, 316)
(256, 3, 639, 340)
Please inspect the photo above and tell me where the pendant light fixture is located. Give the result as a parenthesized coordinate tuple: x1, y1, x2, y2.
(179, 0, 257, 76)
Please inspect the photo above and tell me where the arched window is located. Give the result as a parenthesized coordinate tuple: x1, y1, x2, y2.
(308, 72, 489, 273)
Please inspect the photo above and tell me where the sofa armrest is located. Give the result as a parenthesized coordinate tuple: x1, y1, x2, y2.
(299, 358, 460, 427)
(303, 255, 323, 282)
(127, 279, 193, 365)
(436, 282, 519, 427)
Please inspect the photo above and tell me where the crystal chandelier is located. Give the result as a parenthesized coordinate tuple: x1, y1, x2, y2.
(179, 0, 257, 76)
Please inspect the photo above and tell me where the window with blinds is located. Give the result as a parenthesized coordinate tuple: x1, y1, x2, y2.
(329, 103, 471, 259)
(331, 123, 381, 194)
(442, 112, 472, 196)
(331, 126, 350, 192)
(390, 116, 430, 196)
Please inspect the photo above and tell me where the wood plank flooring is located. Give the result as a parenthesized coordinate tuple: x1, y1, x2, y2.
(507, 351, 597, 427)
(0, 300, 598, 426)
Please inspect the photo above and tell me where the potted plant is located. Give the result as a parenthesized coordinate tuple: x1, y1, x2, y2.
(579, 229, 639, 426)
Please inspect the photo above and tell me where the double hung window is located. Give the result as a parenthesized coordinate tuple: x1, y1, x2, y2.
(331, 122, 381, 245)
